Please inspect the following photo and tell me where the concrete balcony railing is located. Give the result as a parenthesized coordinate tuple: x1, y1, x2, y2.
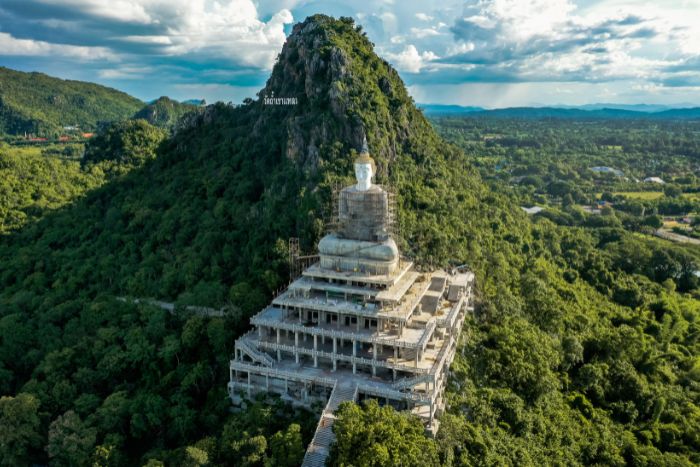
(251, 311, 433, 350)
(436, 295, 466, 329)
(230, 359, 431, 405)
(229, 360, 337, 387)
(253, 340, 432, 375)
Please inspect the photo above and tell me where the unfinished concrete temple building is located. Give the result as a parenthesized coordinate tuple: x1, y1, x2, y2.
(228, 139, 474, 466)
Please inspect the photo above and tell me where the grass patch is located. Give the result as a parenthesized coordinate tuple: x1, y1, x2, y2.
(681, 192, 700, 201)
(613, 191, 664, 200)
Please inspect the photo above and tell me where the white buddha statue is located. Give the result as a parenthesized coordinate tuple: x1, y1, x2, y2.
(318, 139, 399, 274)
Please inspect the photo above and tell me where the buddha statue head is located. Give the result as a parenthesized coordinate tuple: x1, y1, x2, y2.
(354, 137, 375, 191)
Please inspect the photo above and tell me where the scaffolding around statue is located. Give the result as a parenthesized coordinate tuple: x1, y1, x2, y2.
(326, 184, 397, 240)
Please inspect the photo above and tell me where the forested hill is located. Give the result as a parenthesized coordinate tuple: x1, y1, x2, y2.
(0, 66, 143, 136)
(133, 96, 201, 129)
(0, 15, 698, 466)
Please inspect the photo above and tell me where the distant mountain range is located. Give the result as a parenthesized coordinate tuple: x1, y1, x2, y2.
(419, 103, 700, 119)
(1, 63, 698, 137)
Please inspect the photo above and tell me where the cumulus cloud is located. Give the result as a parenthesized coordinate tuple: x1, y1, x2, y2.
(0, 0, 293, 69)
(409, 27, 442, 39)
(0, 32, 115, 60)
(1, 0, 700, 106)
(367, 0, 691, 90)
(33, 0, 153, 24)
(385, 45, 438, 73)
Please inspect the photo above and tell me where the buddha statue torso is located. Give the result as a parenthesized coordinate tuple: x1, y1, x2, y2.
(317, 139, 399, 275)
(337, 184, 390, 242)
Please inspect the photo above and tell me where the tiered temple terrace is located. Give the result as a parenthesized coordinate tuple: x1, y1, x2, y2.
(228, 140, 474, 466)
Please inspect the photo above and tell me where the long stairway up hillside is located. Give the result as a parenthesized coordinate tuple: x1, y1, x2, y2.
(302, 382, 357, 467)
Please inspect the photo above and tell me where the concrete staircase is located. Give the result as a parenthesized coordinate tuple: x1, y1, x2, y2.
(392, 373, 432, 390)
(302, 382, 357, 467)
(237, 336, 275, 367)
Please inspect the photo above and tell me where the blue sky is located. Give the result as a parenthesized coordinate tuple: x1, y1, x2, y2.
(1, 0, 700, 107)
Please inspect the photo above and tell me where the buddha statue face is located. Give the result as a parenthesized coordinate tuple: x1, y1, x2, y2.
(354, 162, 373, 191)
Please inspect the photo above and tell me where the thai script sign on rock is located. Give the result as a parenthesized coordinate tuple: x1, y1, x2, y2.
(263, 91, 298, 106)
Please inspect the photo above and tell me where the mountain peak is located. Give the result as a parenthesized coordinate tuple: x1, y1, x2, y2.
(248, 15, 420, 173)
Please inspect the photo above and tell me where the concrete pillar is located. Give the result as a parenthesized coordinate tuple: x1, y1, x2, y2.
(247, 372, 251, 397)
(298, 309, 302, 323)
(258, 326, 262, 338)
(314, 335, 318, 367)
(266, 374, 269, 390)
(372, 364, 376, 376)
(332, 336, 336, 370)
(295, 331, 299, 347)
(352, 340, 357, 357)
(276, 329, 281, 362)
(373, 342, 377, 359)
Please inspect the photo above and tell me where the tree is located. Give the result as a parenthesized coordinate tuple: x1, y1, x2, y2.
(267, 423, 304, 467)
(562, 193, 575, 207)
(47, 410, 97, 467)
(480, 316, 560, 402)
(601, 206, 615, 217)
(0, 393, 42, 466)
(184, 446, 209, 466)
(601, 191, 615, 202)
(332, 400, 439, 466)
(548, 180, 573, 197)
(643, 215, 663, 229)
(663, 184, 682, 198)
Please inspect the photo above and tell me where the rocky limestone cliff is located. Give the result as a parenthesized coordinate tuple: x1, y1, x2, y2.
(249, 15, 425, 176)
